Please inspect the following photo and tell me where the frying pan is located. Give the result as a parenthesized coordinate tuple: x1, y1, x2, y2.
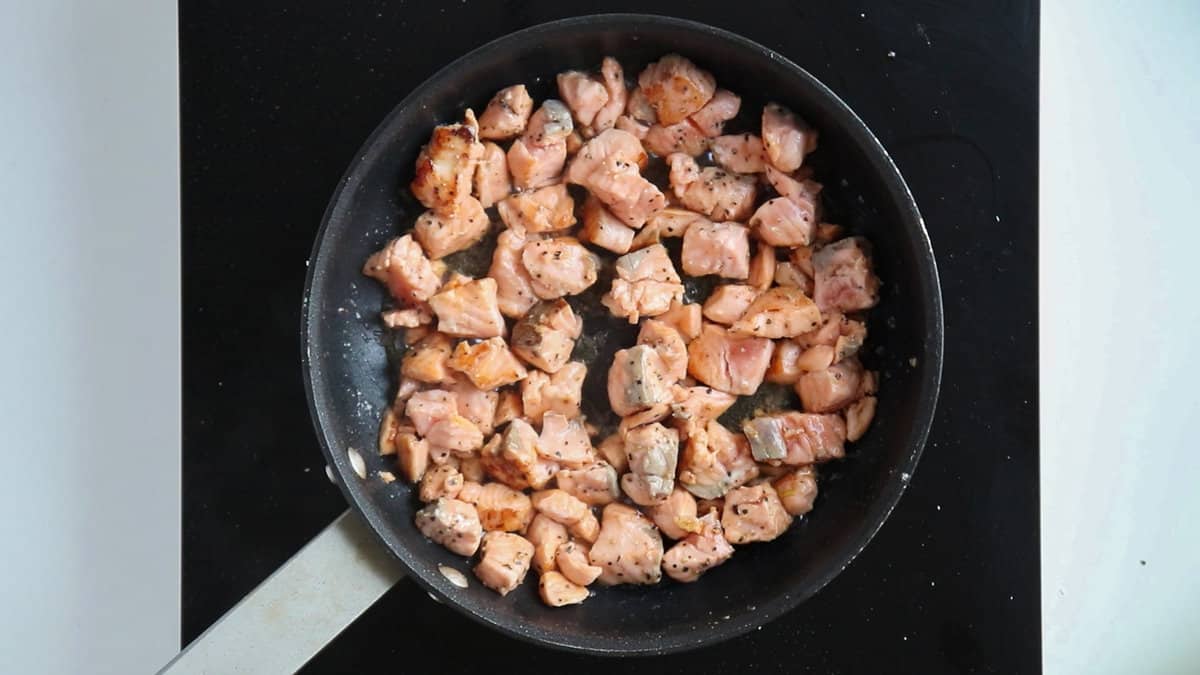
(161, 13, 942, 671)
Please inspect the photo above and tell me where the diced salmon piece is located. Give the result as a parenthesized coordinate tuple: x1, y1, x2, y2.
(489, 229, 540, 319)
(411, 110, 484, 218)
(480, 419, 542, 490)
(797, 344, 835, 373)
(428, 277, 505, 339)
(658, 301, 702, 342)
(729, 287, 822, 339)
(622, 422, 679, 505)
(556, 462, 620, 505)
(395, 431, 430, 483)
(678, 419, 759, 499)
(608, 345, 675, 416)
(570, 122, 647, 170)
(643, 88, 737, 155)
(415, 497, 483, 556)
(662, 511, 735, 582)
(460, 458, 484, 483)
(537, 412, 595, 468)
(666, 153, 702, 200)
(524, 98, 575, 147)
(742, 411, 846, 464)
(473, 482, 534, 533)
(521, 361, 586, 424)
(833, 319, 867, 363)
(401, 332, 455, 384)
(510, 299, 582, 374)
(637, 54, 716, 124)
(615, 114, 651, 139)
(493, 388, 522, 427)
(765, 164, 823, 210)
(766, 340, 804, 384)
(646, 486, 700, 540)
(748, 243, 776, 291)
(686, 323, 774, 395)
(539, 570, 590, 607)
(526, 513, 569, 573)
(474, 531, 534, 595)
(796, 356, 865, 413)
(774, 261, 813, 293)
(773, 466, 819, 516)
(762, 103, 817, 172)
(555, 541, 602, 586)
(812, 237, 881, 313)
(637, 320, 688, 382)
(567, 129, 666, 228)
(422, 413, 476, 460)
(721, 483, 793, 544)
(405, 389, 457, 436)
(496, 183, 576, 236)
(448, 376, 498, 436)
(596, 434, 629, 474)
(682, 168, 757, 221)
(425, 415, 484, 458)
(531, 489, 592, 527)
(619, 235, 686, 277)
(625, 86, 658, 124)
(609, 237, 686, 282)
(362, 235, 443, 307)
(751, 197, 816, 247)
(589, 503, 664, 585)
(507, 100, 573, 189)
(690, 89, 741, 137)
(702, 284, 759, 325)
(380, 306, 433, 329)
(669, 385, 738, 437)
(602, 244, 686, 323)
(521, 237, 599, 299)
(569, 510, 600, 543)
(845, 395, 877, 442)
(473, 142, 511, 208)
(508, 138, 568, 191)
(644, 120, 709, 157)
(579, 196, 636, 254)
(478, 84, 534, 140)
(591, 57, 628, 133)
(447, 337, 528, 390)
(711, 133, 767, 173)
(419, 463, 465, 502)
(558, 70, 610, 127)
(681, 221, 752, 279)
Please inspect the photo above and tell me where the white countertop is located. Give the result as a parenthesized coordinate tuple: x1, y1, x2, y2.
(1, 1, 1197, 672)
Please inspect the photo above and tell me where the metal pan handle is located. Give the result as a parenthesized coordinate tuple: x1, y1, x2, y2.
(156, 510, 404, 674)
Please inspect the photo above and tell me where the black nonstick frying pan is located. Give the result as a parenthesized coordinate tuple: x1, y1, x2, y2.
(166, 13, 942, 668)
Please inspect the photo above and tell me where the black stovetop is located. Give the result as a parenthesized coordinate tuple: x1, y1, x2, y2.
(181, 2, 1039, 672)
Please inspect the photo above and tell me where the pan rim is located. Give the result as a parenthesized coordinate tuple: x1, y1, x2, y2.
(301, 12, 944, 656)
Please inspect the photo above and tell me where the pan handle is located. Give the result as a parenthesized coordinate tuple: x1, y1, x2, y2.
(156, 509, 404, 674)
